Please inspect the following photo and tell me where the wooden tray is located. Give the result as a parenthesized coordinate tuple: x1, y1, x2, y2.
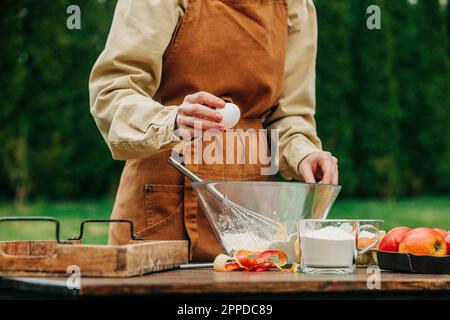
(0, 217, 188, 277)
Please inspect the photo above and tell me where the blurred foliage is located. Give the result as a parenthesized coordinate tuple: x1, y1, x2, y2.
(315, 0, 449, 198)
(0, 0, 449, 203)
(0, 0, 122, 205)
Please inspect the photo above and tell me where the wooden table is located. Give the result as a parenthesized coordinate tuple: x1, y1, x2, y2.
(0, 269, 449, 299)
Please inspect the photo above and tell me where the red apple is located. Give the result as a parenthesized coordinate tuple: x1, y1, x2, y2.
(374, 230, 386, 249)
(399, 228, 447, 257)
(379, 226, 411, 252)
(444, 232, 450, 255)
(407, 227, 440, 237)
(433, 228, 447, 238)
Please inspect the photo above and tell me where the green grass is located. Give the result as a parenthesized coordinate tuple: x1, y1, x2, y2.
(0, 199, 113, 244)
(328, 196, 450, 230)
(0, 196, 448, 244)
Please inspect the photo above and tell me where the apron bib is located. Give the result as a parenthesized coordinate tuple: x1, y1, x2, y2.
(109, 0, 288, 261)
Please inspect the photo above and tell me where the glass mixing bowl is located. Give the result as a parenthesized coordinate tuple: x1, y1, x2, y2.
(192, 181, 341, 262)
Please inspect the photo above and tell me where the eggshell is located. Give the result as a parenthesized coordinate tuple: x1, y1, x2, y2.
(218, 103, 241, 129)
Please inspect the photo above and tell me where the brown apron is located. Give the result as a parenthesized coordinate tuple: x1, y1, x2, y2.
(109, 0, 288, 262)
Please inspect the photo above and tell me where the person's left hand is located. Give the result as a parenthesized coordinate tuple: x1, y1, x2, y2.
(298, 151, 339, 185)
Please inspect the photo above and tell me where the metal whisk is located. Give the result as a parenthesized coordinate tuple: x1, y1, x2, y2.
(168, 157, 286, 240)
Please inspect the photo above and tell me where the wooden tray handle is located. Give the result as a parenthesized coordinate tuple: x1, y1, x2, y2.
(0, 217, 62, 258)
(68, 219, 143, 241)
(0, 217, 62, 243)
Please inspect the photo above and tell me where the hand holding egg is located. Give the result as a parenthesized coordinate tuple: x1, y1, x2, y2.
(218, 102, 241, 129)
(176, 92, 241, 139)
(176, 91, 225, 138)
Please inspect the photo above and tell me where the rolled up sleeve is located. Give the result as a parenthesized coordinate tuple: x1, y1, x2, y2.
(264, 0, 322, 180)
(89, 0, 186, 160)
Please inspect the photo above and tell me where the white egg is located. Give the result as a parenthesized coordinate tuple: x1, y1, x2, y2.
(218, 103, 241, 129)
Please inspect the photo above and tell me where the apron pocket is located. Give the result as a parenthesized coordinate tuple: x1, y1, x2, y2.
(137, 184, 185, 239)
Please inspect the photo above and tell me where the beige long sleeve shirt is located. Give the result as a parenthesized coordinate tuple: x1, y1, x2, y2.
(89, 0, 322, 180)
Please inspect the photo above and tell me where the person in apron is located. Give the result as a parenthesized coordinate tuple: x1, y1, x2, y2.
(89, 0, 339, 261)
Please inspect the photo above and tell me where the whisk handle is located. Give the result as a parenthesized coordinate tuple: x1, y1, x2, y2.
(168, 156, 225, 202)
(168, 156, 204, 182)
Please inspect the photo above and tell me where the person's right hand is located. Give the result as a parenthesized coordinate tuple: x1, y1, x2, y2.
(298, 151, 339, 185)
(175, 91, 225, 138)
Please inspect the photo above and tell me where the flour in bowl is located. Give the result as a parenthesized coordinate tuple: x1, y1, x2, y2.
(221, 232, 273, 253)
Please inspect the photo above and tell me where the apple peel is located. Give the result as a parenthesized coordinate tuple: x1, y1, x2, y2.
(214, 249, 297, 272)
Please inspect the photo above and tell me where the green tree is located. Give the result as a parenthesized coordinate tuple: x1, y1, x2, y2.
(0, 0, 448, 201)
(447, 0, 450, 56)
(348, 0, 401, 198)
(315, 0, 357, 195)
(412, 0, 450, 193)
(385, 0, 421, 195)
(0, 0, 34, 207)
(0, 0, 120, 204)
(27, 0, 121, 199)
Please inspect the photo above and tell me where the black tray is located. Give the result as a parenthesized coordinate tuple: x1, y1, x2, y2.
(377, 250, 450, 274)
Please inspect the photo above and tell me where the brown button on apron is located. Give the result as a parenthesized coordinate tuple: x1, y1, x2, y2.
(109, 0, 288, 262)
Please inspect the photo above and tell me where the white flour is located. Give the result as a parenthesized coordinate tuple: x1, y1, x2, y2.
(303, 225, 354, 240)
(300, 226, 355, 268)
(221, 233, 273, 253)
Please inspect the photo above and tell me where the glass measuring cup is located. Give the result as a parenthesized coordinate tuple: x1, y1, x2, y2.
(297, 219, 380, 274)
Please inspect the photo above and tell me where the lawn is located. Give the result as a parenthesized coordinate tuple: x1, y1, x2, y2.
(0, 198, 113, 244)
(328, 197, 450, 230)
(0, 196, 448, 244)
